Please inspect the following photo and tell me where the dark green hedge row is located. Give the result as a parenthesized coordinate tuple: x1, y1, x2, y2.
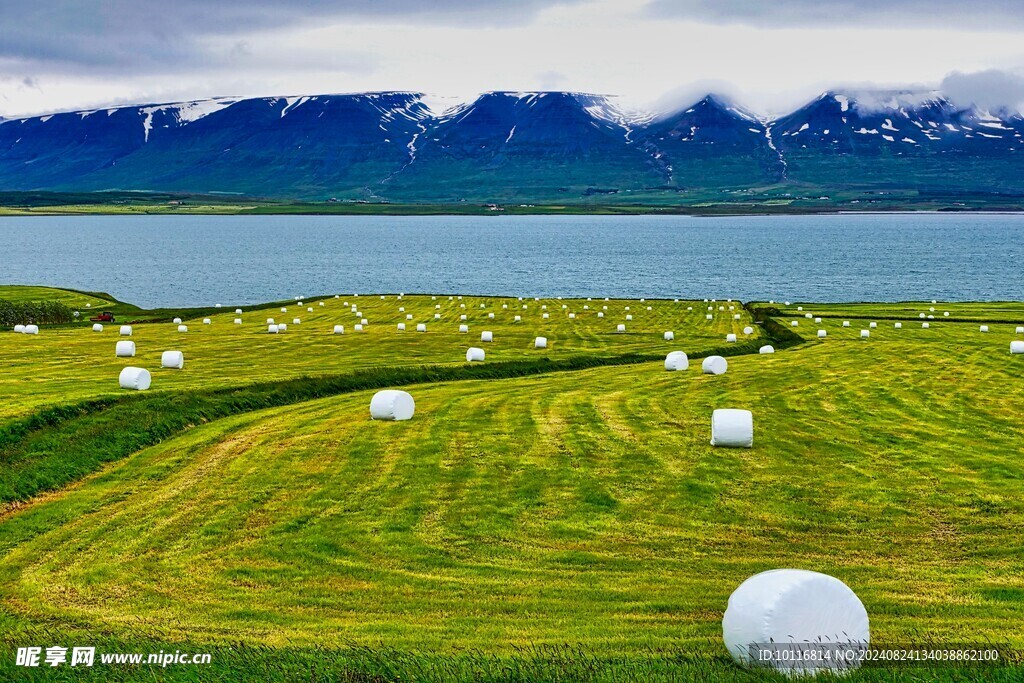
(0, 299, 74, 326)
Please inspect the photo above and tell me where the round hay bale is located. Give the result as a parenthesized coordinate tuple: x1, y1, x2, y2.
(743, 326, 754, 335)
(361, 318, 368, 325)
(980, 325, 989, 332)
(814, 317, 821, 323)
(710, 409, 753, 448)
(307, 307, 313, 313)
(466, 347, 485, 362)
(481, 331, 493, 342)
(722, 569, 869, 675)
(534, 336, 548, 349)
(759, 345, 775, 354)
(161, 350, 184, 369)
(293, 318, 301, 325)
(14, 324, 26, 333)
(397, 323, 406, 331)
(702, 356, 728, 375)
(922, 322, 930, 328)
(514, 315, 522, 322)
(734, 314, 741, 320)
(860, 329, 870, 338)
(726, 333, 737, 343)
(790, 321, 798, 327)
(543, 313, 550, 319)
(120, 325, 133, 336)
(173, 317, 182, 324)
(568, 313, 575, 319)
(664, 331, 674, 341)
(617, 324, 626, 333)
(236, 308, 243, 314)
(279, 323, 288, 331)
(203, 318, 211, 325)
(267, 318, 275, 324)
(234, 318, 242, 324)
(370, 390, 415, 421)
(489, 312, 495, 319)
(1017, 326, 1024, 334)
(1010, 341, 1024, 354)
(664, 351, 688, 371)
(399, 307, 405, 312)
(92, 323, 103, 332)
(797, 306, 803, 311)
(460, 314, 467, 321)
(944, 312, 949, 317)
(818, 330, 827, 338)
(706, 314, 714, 320)
(625, 314, 632, 321)
(434, 313, 441, 320)
(894, 322, 902, 329)
(598, 312, 604, 318)
(842, 321, 850, 327)
(416, 323, 427, 332)
(459, 324, 469, 333)
(919, 313, 926, 319)
(268, 324, 279, 334)
(177, 325, 188, 333)
(119, 367, 151, 391)
(869, 322, 877, 329)
(354, 324, 363, 331)
(333, 325, 344, 334)
(281, 307, 287, 313)
(115, 340, 136, 357)
(24, 325, 39, 334)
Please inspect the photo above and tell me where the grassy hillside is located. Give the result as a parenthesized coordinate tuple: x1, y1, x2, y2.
(0, 286, 1022, 681)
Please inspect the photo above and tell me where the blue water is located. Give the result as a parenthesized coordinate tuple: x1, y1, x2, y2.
(1, 213, 1021, 307)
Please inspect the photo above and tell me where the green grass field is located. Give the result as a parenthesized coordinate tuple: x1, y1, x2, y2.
(1, 286, 1022, 681)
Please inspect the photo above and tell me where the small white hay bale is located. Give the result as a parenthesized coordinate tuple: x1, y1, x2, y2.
(333, 325, 344, 334)
(743, 326, 754, 335)
(353, 324, 363, 331)
(927, 315, 934, 319)
(702, 356, 728, 375)
(115, 340, 136, 357)
(307, 307, 313, 313)
(481, 331, 493, 342)
(980, 325, 989, 332)
(797, 306, 803, 311)
(817, 330, 827, 338)
(583, 305, 589, 310)
(534, 336, 548, 349)
(434, 313, 441, 320)
(92, 323, 104, 332)
(922, 322, 930, 328)
(514, 315, 522, 322)
(268, 324, 279, 334)
(236, 308, 243, 314)
(785, 301, 791, 305)
(173, 317, 182, 324)
(360, 318, 368, 325)
(215, 304, 222, 308)
(790, 321, 798, 327)
(726, 333, 737, 343)
(625, 306, 630, 311)
(120, 325, 133, 336)
(459, 324, 469, 333)
(267, 317, 275, 324)
(234, 318, 242, 324)
(598, 312, 604, 318)
(842, 321, 850, 327)
(804, 313, 812, 319)
(399, 307, 405, 312)
(489, 312, 495, 319)
(1016, 326, 1024, 334)
(568, 313, 575, 319)
(436, 304, 441, 309)
(14, 324, 26, 333)
(397, 323, 406, 331)
(292, 318, 301, 325)
(930, 307, 935, 312)
(706, 314, 714, 321)
(466, 347, 485, 362)
(759, 345, 775, 354)
(24, 325, 39, 334)
(278, 323, 288, 331)
(370, 390, 415, 421)
(687, 306, 693, 311)
(281, 307, 287, 312)
(710, 409, 753, 448)
(86, 303, 91, 307)
(119, 366, 151, 391)
(406, 314, 413, 320)
(297, 301, 304, 306)
(177, 325, 188, 333)
(734, 314, 741, 320)
(542, 305, 548, 310)
(543, 313, 550, 319)
(460, 314, 467, 321)
(722, 569, 869, 674)
(161, 350, 184, 369)
(460, 303, 466, 309)
(625, 314, 632, 321)
(814, 317, 821, 323)
(1010, 341, 1024, 354)
(894, 322, 902, 329)
(944, 312, 949, 317)
(919, 313, 926, 319)
(502, 304, 508, 309)
(860, 329, 870, 338)
(203, 318, 211, 325)
(664, 351, 688, 371)
(664, 331, 674, 341)
(617, 324, 626, 332)
(647, 306, 652, 311)
(869, 322, 877, 329)
(416, 323, 427, 332)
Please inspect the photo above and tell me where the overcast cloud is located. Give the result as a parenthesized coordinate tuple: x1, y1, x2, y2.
(2, 0, 1024, 117)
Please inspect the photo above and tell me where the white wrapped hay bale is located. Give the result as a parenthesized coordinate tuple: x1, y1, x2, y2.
(722, 569, 869, 675)
(416, 323, 427, 332)
(702, 356, 728, 375)
(814, 317, 821, 323)
(460, 314, 468, 321)
(93, 323, 104, 332)
(333, 325, 344, 334)
(459, 324, 469, 333)
(118, 366, 151, 391)
(354, 324, 363, 331)
(115, 340, 136, 357)
(489, 312, 496, 319)
(790, 321, 798, 327)
(397, 323, 406, 331)
(710, 409, 753, 448)
(399, 307, 405, 312)
(161, 350, 184, 369)
(759, 345, 775, 354)
(664, 351, 689, 371)
(743, 326, 754, 335)
(869, 322, 877, 329)
(514, 315, 522, 322)
(734, 314, 741, 320)
(177, 325, 188, 333)
(236, 308, 243, 314)
(543, 313, 550, 319)
(919, 313, 926, 319)
(173, 317, 182, 324)
(279, 323, 288, 331)
(535, 336, 548, 349)
(860, 329, 870, 338)
(980, 325, 989, 332)
(1017, 326, 1024, 334)
(804, 313, 812, 319)
(281, 307, 287, 313)
(24, 325, 39, 334)
(293, 318, 301, 325)
(466, 347, 485, 362)
(706, 314, 713, 321)
(664, 331, 674, 341)
(817, 330, 827, 338)
(568, 313, 575, 319)
(434, 313, 441, 320)
(842, 321, 850, 327)
(120, 325, 133, 336)
(625, 314, 632, 321)
(203, 318, 211, 325)
(726, 333, 737, 343)
(234, 318, 242, 324)
(617, 324, 626, 333)
(370, 390, 415, 421)
(268, 324, 279, 334)
(267, 317, 275, 324)
(598, 312, 604, 318)
(481, 331, 493, 342)
(922, 322, 930, 328)
(14, 324, 25, 333)
(1010, 341, 1024, 354)
(894, 322, 903, 329)
(307, 307, 313, 313)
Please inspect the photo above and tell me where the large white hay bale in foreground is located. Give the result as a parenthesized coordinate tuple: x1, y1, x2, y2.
(1010, 341, 1024, 354)
(120, 325, 133, 336)
(118, 366, 151, 391)
(710, 409, 753, 448)
(416, 323, 426, 332)
(726, 333, 737, 343)
(177, 325, 188, 333)
(664, 331, 674, 341)
(268, 324, 279, 333)
(534, 336, 548, 349)
(664, 351, 689, 371)
(370, 390, 415, 421)
(759, 345, 775, 354)
(173, 317, 182, 324)
(93, 323, 103, 332)
(333, 325, 344, 334)
(115, 340, 136, 357)
(617, 324, 626, 333)
(481, 331, 493, 342)
(161, 350, 184, 369)
(702, 356, 728, 375)
(24, 324, 39, 334)
(466, 347, 485, 362)
(817, 330, 827, 338)
(722, 569, 869, 675)
(980, 325, 989, 332)
(459, 324, 469, 333)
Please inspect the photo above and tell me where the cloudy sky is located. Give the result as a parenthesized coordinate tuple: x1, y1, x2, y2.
(2, 0, 1024, 117)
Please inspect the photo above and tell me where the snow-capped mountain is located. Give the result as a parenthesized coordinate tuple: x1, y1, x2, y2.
(1, 88, 1023, 200)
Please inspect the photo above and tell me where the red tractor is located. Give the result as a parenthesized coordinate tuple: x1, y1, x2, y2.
(89, 311, 116, 323)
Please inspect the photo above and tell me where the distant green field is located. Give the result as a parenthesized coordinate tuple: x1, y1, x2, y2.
(1, 285, 1022, 682)
(0, 285, 110, 309)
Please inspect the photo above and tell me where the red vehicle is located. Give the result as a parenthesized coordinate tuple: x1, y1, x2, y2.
(89, 311, 116, 322)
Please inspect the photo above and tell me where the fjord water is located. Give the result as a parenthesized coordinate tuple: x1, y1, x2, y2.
(1, 213, 1021, 307)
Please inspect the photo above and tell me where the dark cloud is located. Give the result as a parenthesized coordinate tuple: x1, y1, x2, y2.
(941, 69, 1024, 113)
(0, 1, 577, 74)
(646, 0, 1024, 30)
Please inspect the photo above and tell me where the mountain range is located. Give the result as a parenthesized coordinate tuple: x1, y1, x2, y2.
(2, 90, 1022, 201)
